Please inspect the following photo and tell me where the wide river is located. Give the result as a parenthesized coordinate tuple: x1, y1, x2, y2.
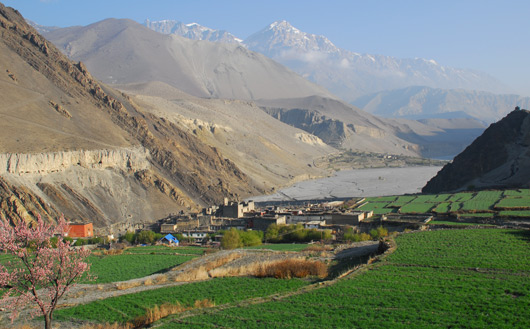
(249, 166, 442, 202)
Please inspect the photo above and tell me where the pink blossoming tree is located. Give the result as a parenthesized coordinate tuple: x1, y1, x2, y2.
(0, 215, 91, 329)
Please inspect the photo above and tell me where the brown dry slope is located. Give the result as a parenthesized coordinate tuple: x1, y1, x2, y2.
(0, 3, 261, 232)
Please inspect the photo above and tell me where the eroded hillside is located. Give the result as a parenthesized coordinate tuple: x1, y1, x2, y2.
(0, 3, 261, 232)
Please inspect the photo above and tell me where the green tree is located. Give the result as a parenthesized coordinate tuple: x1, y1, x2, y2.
(265, 223, 280, 242)
(137, 230, 156, 244)
(122, 231, 136, 244)
(240, 230, 262, 247)
(221, 228, 242, 250)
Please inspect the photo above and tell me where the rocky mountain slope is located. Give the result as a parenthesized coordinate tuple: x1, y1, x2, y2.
(116, 81, 336, 190)
(422, 108, 530, 193)
(0, 3, 262, 233)
(353, 86, 530, 123)
(44, 18, 333, 101)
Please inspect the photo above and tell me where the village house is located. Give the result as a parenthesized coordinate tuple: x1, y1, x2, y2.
(67, 222, 94, 238)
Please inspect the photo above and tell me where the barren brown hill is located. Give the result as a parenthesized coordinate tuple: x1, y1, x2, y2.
(0, 3, 261, 233)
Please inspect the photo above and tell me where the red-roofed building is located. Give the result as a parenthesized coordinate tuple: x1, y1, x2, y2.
(67, 223, 94, 238)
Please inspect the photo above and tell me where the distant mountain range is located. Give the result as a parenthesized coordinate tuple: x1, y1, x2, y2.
(144, 19, 517, 122)
(41, 18, 488, 160)
(45, 18, 331, 101)
(352, 86, 530, 123)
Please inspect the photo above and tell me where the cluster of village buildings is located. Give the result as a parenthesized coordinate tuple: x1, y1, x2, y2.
(65, 198, 379, 242)
(158, 198, 374, 243)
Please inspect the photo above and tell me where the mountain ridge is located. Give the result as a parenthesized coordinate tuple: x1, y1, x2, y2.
(423, 108, 530, 193)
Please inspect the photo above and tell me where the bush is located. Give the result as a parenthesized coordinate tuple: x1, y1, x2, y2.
(240, 230, 262, 247)
(220, 228, 242, 250)
(137, 230, 156, 245)
(370, 226, 388, 240)
(121, 231, 136, 244)
(344, 232, 371, 242)
(255, 259, 328, 279)
(74, 239, 87, 246)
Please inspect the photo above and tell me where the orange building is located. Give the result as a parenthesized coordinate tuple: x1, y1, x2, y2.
(67, 223, 94, 238)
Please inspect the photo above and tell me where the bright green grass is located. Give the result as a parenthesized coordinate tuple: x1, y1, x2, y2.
(499, 210, 530, 218)
(496, 197, 530, 209)
(399, 202, 434, 214)
(503, 189, 530, 196)
(428, 220, 486, 226)
(433, 202, 450, 213)
(244, 243, 310, 252)
(161, 229, 530, 329)
(87, 254, 196, 283)
(364, 196, 397, 202)
(55, 277, 309, 324)
(430, 193, 451, 202)
(370, 208, 397, 215)
(358, 202, 392, 209)
(124, 246, 207, 255)
(447, 192, 474, 202)
(449, 202, 462, 212)
(458, 213, 495, 218)
(461, 200, 496, 211)
(388, 195, 417, 207)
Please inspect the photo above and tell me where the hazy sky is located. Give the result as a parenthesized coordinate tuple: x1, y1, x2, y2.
(4, 0, 530, 96)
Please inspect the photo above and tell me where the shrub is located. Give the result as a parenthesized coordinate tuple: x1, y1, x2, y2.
(370, 226, 388, 240)
(255, 259, 328, 279)
(220, 228, 242, 249)
(344, 232, 371, 242)
(137, 230, 156, 245)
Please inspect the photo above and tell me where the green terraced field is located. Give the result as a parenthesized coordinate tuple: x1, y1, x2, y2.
(124, 245, 208, 255)
(355, 189, 530, 219)
(86, 254, 196, 283)
(55, 277, 309, 324)
(160, 229, 530, 329)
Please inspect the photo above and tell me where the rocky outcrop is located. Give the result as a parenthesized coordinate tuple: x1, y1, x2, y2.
(0, 147, 150, 175)
(423, 108, 530, 193)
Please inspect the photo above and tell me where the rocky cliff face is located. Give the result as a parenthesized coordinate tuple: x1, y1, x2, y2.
(0, 3, 262, 232)
(0, 148, 149, 174)
(422, 109, 530, 193)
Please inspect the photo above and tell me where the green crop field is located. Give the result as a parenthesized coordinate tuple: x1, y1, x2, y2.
(160, 229, 530, 328)
(496, 197, 530, 209)
(87, 254, 196, 283)
(124, 245, 208, 255)
(55, 277, 309, 324)
(499, 210, 530, 218)
(433, 202, 450, 213)
(399, 202, 434, 214)
(388, 195, 416, 207)
(355, 189, 530, 218)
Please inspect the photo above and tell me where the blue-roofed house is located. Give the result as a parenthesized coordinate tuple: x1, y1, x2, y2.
(159, 233, 179, 246)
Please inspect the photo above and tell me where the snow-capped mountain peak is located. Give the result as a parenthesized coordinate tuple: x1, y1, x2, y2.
(144, 19, 241, 44)
(245, 20, 339, 57)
